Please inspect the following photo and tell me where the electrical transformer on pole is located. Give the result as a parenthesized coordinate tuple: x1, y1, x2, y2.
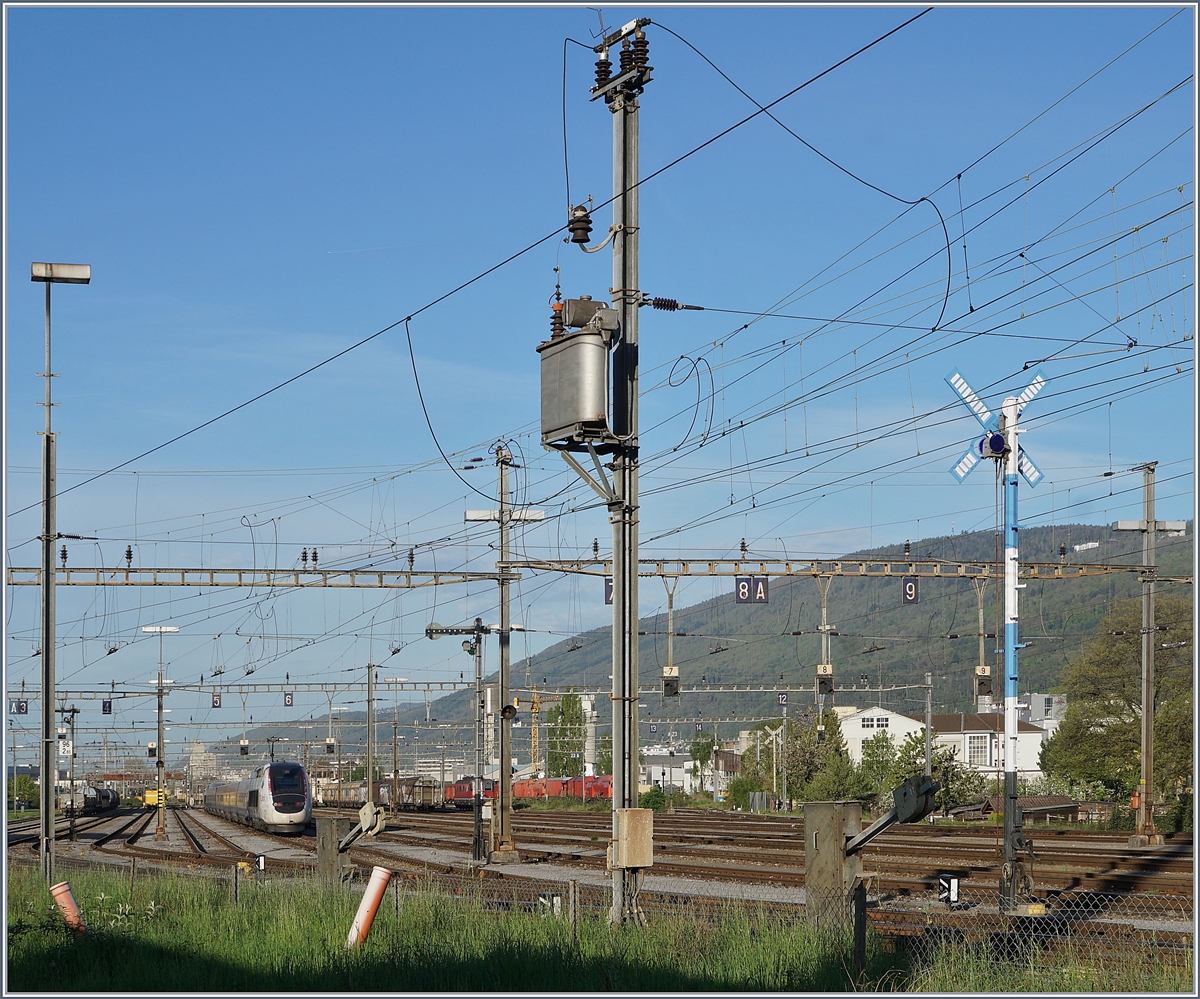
(536, 16, 654, 924)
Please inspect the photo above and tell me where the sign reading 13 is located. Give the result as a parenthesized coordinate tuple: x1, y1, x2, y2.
(735, 577, 769, 604)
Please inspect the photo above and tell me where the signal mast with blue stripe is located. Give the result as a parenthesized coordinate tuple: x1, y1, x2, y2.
(946, 367, 1046, 912)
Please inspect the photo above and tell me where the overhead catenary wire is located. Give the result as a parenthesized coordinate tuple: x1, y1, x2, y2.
(8, 9, 936, 522)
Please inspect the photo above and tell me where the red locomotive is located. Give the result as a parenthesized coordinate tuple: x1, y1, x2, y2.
(443, 776, 495, 809)
(511, 774, 613, 801)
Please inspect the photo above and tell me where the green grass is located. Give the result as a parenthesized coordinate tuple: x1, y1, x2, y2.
(7, 866, 1192, 992)
(515, 798, 613, 813)
(8, 865, 892, 991)
(903, 939, 1194, 993)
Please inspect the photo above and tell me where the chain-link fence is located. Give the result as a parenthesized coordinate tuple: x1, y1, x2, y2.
(12, 849, 1192, 987)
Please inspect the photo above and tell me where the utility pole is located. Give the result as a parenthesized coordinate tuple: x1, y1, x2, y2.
(366, 662, 375, 803)
(539, 18, 653, 921)
(466, 447, 539, 862)
(924, 673, 933, 780)
(602, 19, 650, 926)
(33, 261, 90, 882)
(662, 576, 679, 700)
(495, 450, 514, 861)
(780, 705, 788, 809)
(142, 625, 178, 840)
(1114, 463, 1183, 848)
(815, 576, 834, 716)
(471, 621, 484, 864)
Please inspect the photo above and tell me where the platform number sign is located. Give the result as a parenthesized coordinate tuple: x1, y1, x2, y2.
(695, 723, 703, 731)
(604, 576, 614, 605)
(102, 699, 113, 715)
(9, 700, 28, 715)
(777, 693, 788, 706)
(902, 578, 919, 605)
(649, 724, 657, 734)
(284, 692, 294, 708)
(735, 576, 769, 604)
(211, 693, 222, 709)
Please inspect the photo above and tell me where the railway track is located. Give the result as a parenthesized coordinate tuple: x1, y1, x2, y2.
(36, 804, 1187, 960)
(7, 809, 133, 848)
(326, 806, 1193, 902)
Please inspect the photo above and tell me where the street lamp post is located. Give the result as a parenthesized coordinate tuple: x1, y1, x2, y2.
(142, 625, 178, 839)
(32, 261, 90, 882)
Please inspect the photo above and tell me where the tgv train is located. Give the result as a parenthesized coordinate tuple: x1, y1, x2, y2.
(204, 762, 312, 835)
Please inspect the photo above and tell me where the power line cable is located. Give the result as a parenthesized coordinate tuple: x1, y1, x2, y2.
(653, 20, 953, 331)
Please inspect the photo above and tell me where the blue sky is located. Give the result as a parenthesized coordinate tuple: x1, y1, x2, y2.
(3, 5, 1194, 756)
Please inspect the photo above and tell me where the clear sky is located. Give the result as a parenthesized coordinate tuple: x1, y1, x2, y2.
(3, 5, 1194, 760)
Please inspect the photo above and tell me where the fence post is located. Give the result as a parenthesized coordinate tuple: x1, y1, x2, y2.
(130, 857, 137, 891)
(232, 863, 239, 906)
(852, 878, 866, 976)
(569, 879, 578, 944)
(394, 873, 400, 916)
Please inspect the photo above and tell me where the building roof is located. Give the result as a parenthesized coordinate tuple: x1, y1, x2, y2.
(983, 795, 1077, 814)
(923, 713, 1045, 734)
(840, 706, 924, 721)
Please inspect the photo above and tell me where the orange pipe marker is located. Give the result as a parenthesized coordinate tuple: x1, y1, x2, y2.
(345, 866, 392, 948)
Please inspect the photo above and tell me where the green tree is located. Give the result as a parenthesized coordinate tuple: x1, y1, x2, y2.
(596, 732, 613, 777)
(799, 711, 870, 802)
(890, 730, 985, 814)
(1040, 595, 1193, 798)
(860, 730, 897, 796)
(545, 691, 585, 778)
(690, 732, 716, 791)
(8, 775, 36, 807)
(348, 761, 383, 782)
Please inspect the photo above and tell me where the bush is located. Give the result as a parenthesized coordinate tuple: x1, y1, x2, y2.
(638, 787, 667, 812)
(724, 776, 762, 811)
(1106, 806, 1136, 831)
(1167, 792, 1193, 832)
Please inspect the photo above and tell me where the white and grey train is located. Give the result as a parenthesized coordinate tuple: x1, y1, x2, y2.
(203, 762, 312, 835)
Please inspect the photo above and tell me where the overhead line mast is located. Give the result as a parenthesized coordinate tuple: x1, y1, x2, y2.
(537, 15, 653, 925)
